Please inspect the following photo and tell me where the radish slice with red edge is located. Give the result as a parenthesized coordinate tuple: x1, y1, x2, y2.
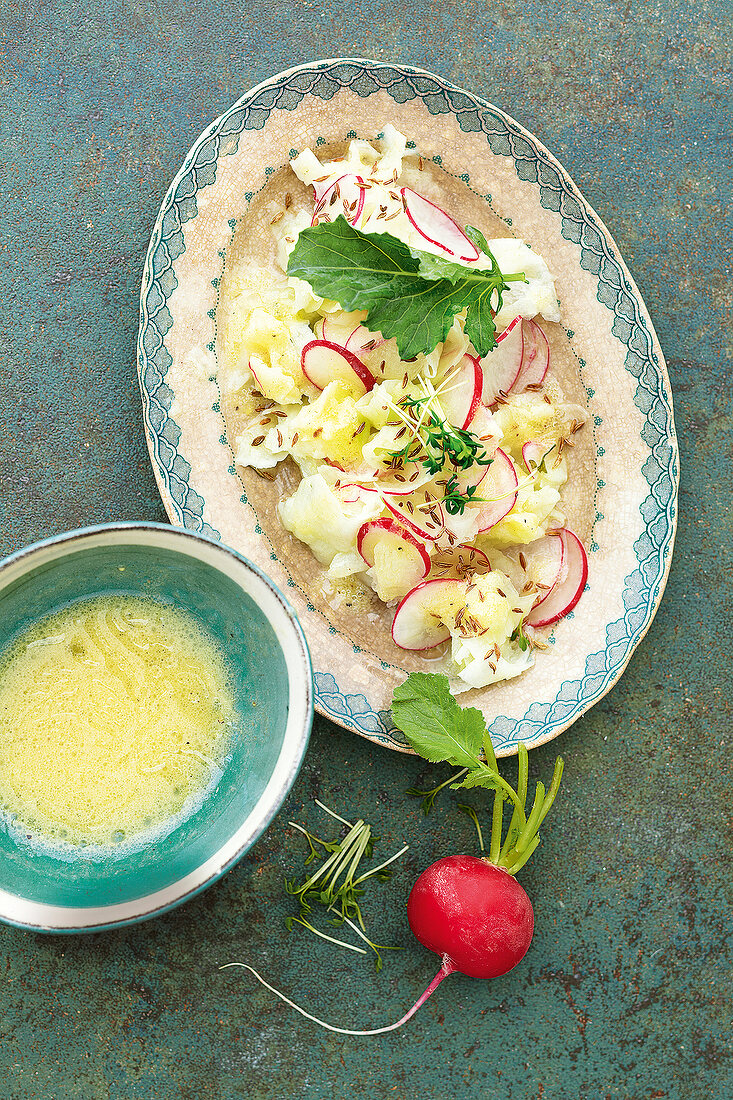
(400, 187, 480, 262)
(357, 518, 430, 574)
(438, 354, 482, 430)
(474, 448, 518, 532)
(391, 577, 463, 650)
(354, 477, 423, 498)
(383, 484, 445, 542)
(513, 319, 550, 392)
(454, 461, 490, 499)
(527, 528, 588, 627)
(301, 340, 376, 394)
(319, 315, 362, 348)
(480, 315, 524, 405)
(519, 532, 565, 610)
(345, 325, 385, 354)
(522, 440, 554, 471)
(311, 174, 365, 227)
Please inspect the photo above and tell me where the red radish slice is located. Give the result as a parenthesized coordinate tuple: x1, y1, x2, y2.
(301, 340, 376, 394)
(519, 533, 565, 610)
(527, 529, 588, 627)
(312, 174, 365, 226)
(453, 460, 490, 500)
(400, 188, 480, 262)
(521, 440, 554, 471)
(391, 578, 464, 650)
(474, 449, 518, 532)
(430, 544, 491, 579)
(480, 315, 524, 405)
(345, 325, 385, 354)
(354, 479, 421, 499)
(438, 354, 482, 430)
(384, 488, 445, 543)
(357, 518, 430, 573)
(513, 319, 550, 392)
(469, 404, 501, 450)
(319, 315, 361, 348)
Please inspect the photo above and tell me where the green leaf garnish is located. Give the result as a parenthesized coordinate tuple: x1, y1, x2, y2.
(390, 672, 486, 768)
(392, 673, 563, 874)
(287, 217, 526, 359)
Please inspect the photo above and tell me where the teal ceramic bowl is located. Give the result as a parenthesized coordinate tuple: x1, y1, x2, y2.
(0, 522, 312, 932)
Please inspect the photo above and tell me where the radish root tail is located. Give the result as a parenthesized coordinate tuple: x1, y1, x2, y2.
(221, 955, 457, 1036)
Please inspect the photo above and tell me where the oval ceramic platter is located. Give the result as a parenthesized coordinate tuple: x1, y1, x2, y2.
(138, 59, 678, 757)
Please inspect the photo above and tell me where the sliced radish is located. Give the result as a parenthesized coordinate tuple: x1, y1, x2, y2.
(438, 354, 482, 430)
(468, 404, 502, 451)
(527, 529, 588, 628)
(474, 449, 518, 532)
(345, 325, 385, 354)
(400, 188, 480, 263)
(301, 340, 376, 394)
(355, 479, 420, 499)
(513, 319, 550, 392)
(450, 460, 491, 508)
(391, 578, 464, 650)
(480, 315, 524, 405)
(312, 174, 365, 227)
(430, 544, 491, 579)
(248, 357, 264, 392)
(519, 533, 564, 611)
(521, 440, 554, 472)
(319, 315, 361, 348)
(357, 518, 430, 572)
(358, 519, 431, 602)
(384, 487, 445, 543)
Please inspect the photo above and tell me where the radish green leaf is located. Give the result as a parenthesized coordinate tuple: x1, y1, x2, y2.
(287, 217, 525, 359)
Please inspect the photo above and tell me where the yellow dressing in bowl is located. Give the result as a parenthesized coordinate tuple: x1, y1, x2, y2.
(0, 595, 236, 848)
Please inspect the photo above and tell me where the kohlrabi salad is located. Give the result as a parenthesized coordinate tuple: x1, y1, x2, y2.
(217, 126, 589, 690)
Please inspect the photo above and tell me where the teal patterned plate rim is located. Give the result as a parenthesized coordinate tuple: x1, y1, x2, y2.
(137, 58, 678, 756)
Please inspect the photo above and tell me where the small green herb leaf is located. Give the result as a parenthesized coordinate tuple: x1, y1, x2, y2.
(391, 673, 487, 768)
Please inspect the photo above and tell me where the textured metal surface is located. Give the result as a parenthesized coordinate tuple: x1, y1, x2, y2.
(0, 1, 731, 1097)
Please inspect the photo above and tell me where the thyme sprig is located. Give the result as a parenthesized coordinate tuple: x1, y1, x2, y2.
(285, 800, 408, 969)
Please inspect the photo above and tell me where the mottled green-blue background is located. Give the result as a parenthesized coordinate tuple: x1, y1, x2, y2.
(1, 1, 731, 1097)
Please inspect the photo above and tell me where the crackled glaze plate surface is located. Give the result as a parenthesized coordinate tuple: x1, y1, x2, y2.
(137, 59, 678, 756)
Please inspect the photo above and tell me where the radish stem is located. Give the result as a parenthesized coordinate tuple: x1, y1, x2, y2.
(489, 791, 504, 863)
(221, 955, 457, 1036)
(504, 834, 540, 874)
(516, 782, 545, 853)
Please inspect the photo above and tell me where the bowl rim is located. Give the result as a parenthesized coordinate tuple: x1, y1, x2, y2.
(0, 521, 313, 933)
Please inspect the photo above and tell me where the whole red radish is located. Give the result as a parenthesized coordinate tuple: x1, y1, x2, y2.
(407, 854, 534, 979)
